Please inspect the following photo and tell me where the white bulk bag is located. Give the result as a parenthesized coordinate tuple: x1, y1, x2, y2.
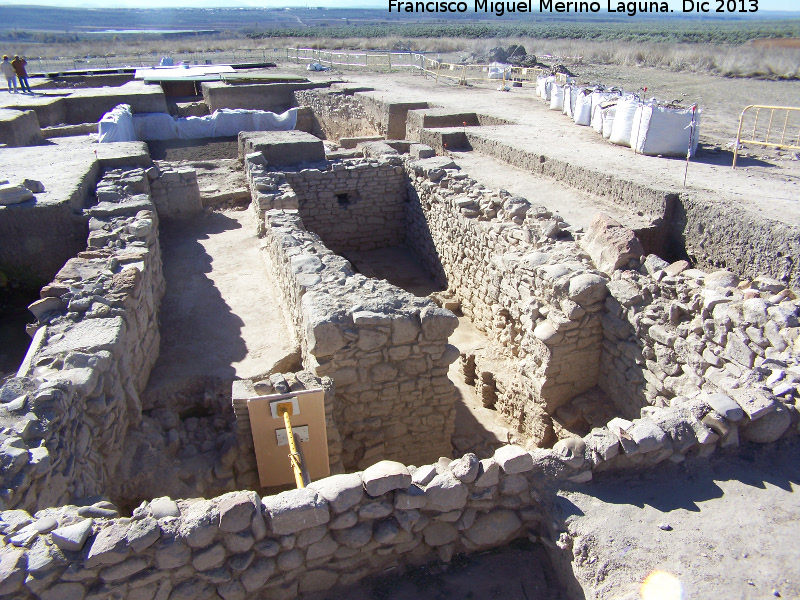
(536, 76, 548, 98)
(542, 76, 555, 101)
(97, 104, 136, 143)
(573, 90, 593, 126)
(602, 106, 616, 139)
(133, 112, 180, 141)
(609, 95, 641, 147)
(631, 105, 701, 157)
(550, 85, 564, 111)
(591, 105, 604, 133)
(563, 86, 578, 118)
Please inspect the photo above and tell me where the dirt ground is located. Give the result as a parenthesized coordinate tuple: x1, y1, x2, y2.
(144, 208, 297, 397)
(147, 137, 239, 161)
(551, 438, 800, 600)
(292, 63, 800, 229)
(337, 539, 565, 600)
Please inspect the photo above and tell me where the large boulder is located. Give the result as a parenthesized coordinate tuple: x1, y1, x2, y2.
(579, 213, 644, 274)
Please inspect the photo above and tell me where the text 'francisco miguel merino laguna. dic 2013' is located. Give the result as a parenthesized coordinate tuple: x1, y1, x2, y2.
(388, 0, 759, 16)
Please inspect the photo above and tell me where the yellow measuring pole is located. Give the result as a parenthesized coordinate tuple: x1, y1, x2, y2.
(277, 403, 305, 489)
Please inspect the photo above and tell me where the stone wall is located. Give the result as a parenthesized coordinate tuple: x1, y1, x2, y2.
(293, 90, 380, 142)
(258, 206, 459, 470)
(284, 159, 407, 254)
(3, 388, 797, 600)
(148, 162, 203, 219)
(403, 157, 609, 444)
(599, 260, 799, 440)
(0, 166, 165, 514)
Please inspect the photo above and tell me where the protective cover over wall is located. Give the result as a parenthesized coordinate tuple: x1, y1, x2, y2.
(98, 104, 298, 143)
(97, 104, 135, 143)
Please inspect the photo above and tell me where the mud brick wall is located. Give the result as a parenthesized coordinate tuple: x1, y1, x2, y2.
(260, 209, 459, 470)
(600, 265, 799, 430)
(0, 167, 165, 513)
(403, 159, 608, 444)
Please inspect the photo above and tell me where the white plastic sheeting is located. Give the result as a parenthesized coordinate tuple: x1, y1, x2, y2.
(133, 112, 179, 141)
(631, 105, 701, 157)
(549, 85, 565, 111)
(98, 104, 136, 143)
(98, 105, 298, 143)
(609, 95, 642, 147)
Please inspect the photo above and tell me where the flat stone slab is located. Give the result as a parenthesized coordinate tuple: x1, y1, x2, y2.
(40, 316, 125, 357)
(729, 388, 777, 421)
(240, 130, 325, 167)
(409, 156, 458, 172)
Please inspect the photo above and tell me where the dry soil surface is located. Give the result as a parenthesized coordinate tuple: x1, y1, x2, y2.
(296, 65, 800, 227)
(550, 438, 800, 600)
(145, 208, 297, 394)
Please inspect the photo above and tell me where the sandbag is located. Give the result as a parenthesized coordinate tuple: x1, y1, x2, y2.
(573, 90, 593, 126)
(97, 104, 136, 143)
(536, 76, 548, 98)
(133, 112, 179, 141)
(609, 95, 641, 147)
(550, 85, 565, 111)
(602, 106, 616, 139)
(591, 105, 605, 133)
(631, 105, 701, 157)
(542, 76, 555, 101)
(563, 86, 577, 118)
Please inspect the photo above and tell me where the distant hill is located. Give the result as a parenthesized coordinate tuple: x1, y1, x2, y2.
(0, 5, 798, 44)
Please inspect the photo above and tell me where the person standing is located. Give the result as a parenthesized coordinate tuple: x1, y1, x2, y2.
(1, 56, 16, 93)
(11, 55, 31, 94)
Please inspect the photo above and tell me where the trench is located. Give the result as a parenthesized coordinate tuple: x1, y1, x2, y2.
(109, 141, 300, 508)
(344, 245, 515, 458)
(0, 286, 36, 383)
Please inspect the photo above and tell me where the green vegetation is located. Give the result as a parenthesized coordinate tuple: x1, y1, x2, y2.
(246, 20, 800, 46)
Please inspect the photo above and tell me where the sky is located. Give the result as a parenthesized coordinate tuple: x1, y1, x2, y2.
(0, 0, 797, 10)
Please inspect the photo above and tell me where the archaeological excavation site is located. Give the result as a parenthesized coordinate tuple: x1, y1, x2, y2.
(0, 61, 799, 600)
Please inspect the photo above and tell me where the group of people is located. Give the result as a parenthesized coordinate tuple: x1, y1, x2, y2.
(1, 55, 32, 94)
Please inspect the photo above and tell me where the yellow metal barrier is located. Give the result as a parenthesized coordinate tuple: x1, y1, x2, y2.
(733, 104, 800, 168)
